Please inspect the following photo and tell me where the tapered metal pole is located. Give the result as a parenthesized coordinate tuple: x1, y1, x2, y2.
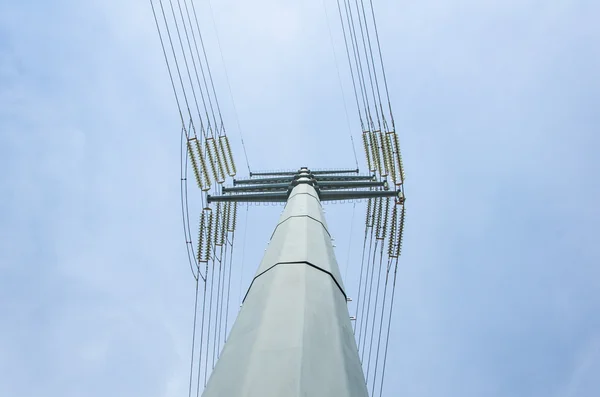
(202, 182, 369, 397)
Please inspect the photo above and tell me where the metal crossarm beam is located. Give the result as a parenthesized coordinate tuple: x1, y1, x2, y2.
(224, 183, 291, 193)
(234, 174, 375, 185)
(250, 168, 359, 177)
(208, 192, 289, 203)
(249, 171, 298, 177)
(319, 189, 400, 201)
(209, 167, 400, 203)
(318, 181, 386, 190)
(208, 188, 401, 203)
(308, 169, 359, 175)
(222, 180, 386, 194)
(316, 174, 375, 182)
(235, 177, 295, 185)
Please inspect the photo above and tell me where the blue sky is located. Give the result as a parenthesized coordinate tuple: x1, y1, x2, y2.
(1, 0, 599, 396)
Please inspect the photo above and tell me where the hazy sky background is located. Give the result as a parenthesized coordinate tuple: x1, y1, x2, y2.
(1, 0, 599, 396)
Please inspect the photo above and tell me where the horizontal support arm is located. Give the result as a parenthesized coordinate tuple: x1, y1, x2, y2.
(208, 189, 403, 203)
(320, 180, 386, 190)
(208, 192, 289, 203)
(319, 189, 401, 201)
(234, 174, 376, 185)
(306, 169, 360, 175)
(224, 183, 290, 193)
(222, 181, 386, 194)
(250, 168, 359, 177)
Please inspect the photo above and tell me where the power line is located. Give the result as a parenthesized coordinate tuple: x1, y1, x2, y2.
(353, 198, 372, 334)
(214, 244, 224, 363)
(224, 228, 236, 343)
(352, 0, 382, 131)
(150, 0, 185, 126)
(237, 205, 249, 307)
(359, 238, 379, 360)
(335, 0, 365, 130)
(158, 0, 194, 121)
(357, 0, 387, 130)
(187, 0, 223, 136)
(204, 256, 215, 384)
(323, 0, 360, 170)
(371, 255, 392, 396)
(172, 0, 209, 135)
(367, 0, 395, 130)
(343, 202, 357, 283)
(188, 277, 200, 397)
(366, 239, 385, 382)
(356, 215, 376, 351)
(343, 0, 374, 130)
(195, 260, 208, 397)
(378, 256, 400, 397)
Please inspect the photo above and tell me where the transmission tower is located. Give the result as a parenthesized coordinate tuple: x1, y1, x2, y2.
(148, 0, 407, 394)
(200, 167, 402, 396)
